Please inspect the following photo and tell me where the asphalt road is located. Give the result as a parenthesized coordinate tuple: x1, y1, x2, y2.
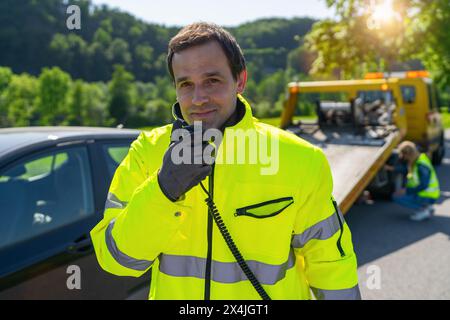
(345, 130, 450, 300)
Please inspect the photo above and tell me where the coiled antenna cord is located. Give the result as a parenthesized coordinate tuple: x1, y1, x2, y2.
(200, 181, 271, 301)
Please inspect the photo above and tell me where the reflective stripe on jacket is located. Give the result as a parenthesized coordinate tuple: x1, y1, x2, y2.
(90, 95, 360, 300)
(406, 153, 440, 199)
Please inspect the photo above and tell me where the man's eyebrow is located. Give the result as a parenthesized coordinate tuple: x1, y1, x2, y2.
(176, 72, 224, 83)
(175, 76, 189, 84)
(204, 71, 223, 78)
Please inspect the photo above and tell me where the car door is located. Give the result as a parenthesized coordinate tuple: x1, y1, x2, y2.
(0, 141, 147, 299)
(86, 138, 152, 300)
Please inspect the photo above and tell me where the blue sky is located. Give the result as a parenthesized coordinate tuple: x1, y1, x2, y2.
(90, 0, 335, 26)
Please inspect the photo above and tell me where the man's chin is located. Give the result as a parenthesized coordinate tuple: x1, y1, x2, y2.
(188, 119, 221, 130)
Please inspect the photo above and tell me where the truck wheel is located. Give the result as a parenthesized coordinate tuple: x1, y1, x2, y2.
(368, 182, 394, 200)
(432, 135, 445, 166)
(367, 157, 396, 200)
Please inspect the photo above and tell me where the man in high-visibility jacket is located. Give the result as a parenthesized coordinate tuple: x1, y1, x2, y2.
(90, 22, 360, 300)
(390, 141, 440, 221)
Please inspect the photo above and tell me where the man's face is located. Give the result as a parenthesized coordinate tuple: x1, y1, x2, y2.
(172, 41, 247, 130)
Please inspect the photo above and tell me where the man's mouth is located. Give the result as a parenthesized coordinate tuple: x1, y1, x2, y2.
(190, 109, 217, 120)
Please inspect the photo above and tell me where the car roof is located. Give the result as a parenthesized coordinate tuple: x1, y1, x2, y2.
(0, 126, 141, 159)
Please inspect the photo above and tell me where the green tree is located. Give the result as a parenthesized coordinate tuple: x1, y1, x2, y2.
(307, 0, 450, 86)
(287, 45, 316, 75)
(0, 67, 13, 126)
(134, 44, 154, 81)
(2, 73, 38, 127)
(0, 67, 12, 93)
(49, 33, 89, 79)
(410, 0, 450, 87)
(66, 80, 85, 126)
(37, 67, 71, 125)
(87, 42, 111, 82)
(305, 14, 404, 78)
(139, 99, 173, 126)
(154, 76, 176, 104)
(93, 22, 113, 47)
(108, 64, 135, 125)
(83, 82, 112, 126)
(0, 1, 317, 84)
(257, 70, 287, 105)
(106, 38, 132, 68)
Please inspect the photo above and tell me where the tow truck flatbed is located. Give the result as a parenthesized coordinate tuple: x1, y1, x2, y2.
(287, 123, 401, 213)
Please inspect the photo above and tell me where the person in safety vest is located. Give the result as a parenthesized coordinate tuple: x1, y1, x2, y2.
(388, 141, 440, 221)
(90, 22, 361, 300)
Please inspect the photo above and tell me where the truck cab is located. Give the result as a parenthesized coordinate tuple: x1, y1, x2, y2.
(365, 71, 445, 164)
(280, 79, 407, 213)
(279, 72, 445, 211)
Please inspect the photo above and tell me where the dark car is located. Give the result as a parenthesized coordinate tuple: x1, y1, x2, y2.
(0, 127, 151, 300)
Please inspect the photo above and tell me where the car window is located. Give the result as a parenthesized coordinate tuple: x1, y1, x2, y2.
(102, 143, 132, 178)
(0, 147, 94, 249)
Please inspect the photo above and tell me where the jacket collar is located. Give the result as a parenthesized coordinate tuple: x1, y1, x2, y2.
(171, 94, 256, 133)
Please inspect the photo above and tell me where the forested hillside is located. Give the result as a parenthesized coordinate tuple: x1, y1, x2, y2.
(0, 0, 316, 127)
(0, 0, 315, 82)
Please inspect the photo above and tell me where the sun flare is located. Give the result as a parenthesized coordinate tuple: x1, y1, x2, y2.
(367, 0, 401, 29)
(373, 0, 396, 22)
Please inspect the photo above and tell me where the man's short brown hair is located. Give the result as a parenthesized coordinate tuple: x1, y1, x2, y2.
(167, 22, 246, 82)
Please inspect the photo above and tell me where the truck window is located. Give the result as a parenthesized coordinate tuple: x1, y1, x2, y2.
(400, 86, 416, 104)
(357, 90, 394, 105)
(354, 90, 396, 126)
(297, 92, 349, 116)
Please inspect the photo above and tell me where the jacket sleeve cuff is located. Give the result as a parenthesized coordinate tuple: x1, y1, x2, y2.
(157, 170, 185, 203)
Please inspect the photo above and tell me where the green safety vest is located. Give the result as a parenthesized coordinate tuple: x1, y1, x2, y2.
(406, 153, 440, 199)
(90, 95, 360, 300)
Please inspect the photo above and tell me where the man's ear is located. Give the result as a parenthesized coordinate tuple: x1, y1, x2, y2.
(236, 70, 247, 94)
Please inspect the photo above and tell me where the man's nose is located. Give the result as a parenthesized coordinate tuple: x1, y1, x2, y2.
(192, 86, 209, 106)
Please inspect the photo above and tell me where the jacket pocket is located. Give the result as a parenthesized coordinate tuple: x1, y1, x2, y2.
(235, 197, 294, 219)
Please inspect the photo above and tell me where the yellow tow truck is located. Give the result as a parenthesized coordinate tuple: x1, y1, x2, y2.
(280, 71, 445, 214)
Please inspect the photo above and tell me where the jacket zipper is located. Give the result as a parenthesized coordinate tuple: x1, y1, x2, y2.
(204, 164, 215, 300)
(235, 197, 294, 219)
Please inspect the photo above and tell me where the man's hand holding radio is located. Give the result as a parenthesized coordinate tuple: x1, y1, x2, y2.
(158, 124, 214, 202)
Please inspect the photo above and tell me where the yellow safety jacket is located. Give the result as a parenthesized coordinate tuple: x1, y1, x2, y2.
(90, 95, 360, 300)
(406, 153, 440, 200)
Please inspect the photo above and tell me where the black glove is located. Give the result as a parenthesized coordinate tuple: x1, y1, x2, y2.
(158, 124, 214, 202)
